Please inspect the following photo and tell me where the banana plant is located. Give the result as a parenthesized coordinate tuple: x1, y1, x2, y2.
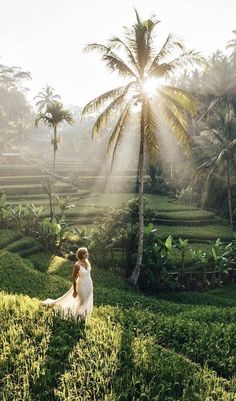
(0, 193, 10, 228)
(55, 195, 75, 221)
(38, 217, 71, 254)
(175, 238, 189, 278)
(27, 203, 44, 233)
(211, 239, 234, 284)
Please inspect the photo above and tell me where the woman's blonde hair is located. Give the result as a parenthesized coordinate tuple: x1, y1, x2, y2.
(76, 247, 90, 267)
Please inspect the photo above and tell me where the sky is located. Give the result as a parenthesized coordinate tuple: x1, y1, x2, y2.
(0, 0, 235, 108)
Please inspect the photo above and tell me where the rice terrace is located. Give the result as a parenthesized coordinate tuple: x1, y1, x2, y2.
(0, 1, 236, 400)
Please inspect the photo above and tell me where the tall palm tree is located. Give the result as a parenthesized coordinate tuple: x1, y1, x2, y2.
(227, 30, 236, 62)
(82, 11, 202, 284)
(34, 84, 61, 111)
(195, 109, 236, 228)
(35, 101, 74, 169)
(200, 53, 236, 117)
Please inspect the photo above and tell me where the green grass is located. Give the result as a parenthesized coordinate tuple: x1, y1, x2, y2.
(5, 236, 42, 253)
(0, 230, 23, 249)
(155, 210, 216, 220)
(155, 224, 234, 241)
(0, 246, 235, 400)
(0, 180, 235, 399)
(0, 251, 70, 299)
(0, 248, 236, 401)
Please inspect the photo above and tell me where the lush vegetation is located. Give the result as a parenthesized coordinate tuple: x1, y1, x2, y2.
(0, 244, 235, 400)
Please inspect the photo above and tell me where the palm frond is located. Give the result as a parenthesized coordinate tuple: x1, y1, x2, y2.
(160, 95, 188, 130)
(84, 43, 110, 54)
(35, 102, 74, 128)
(92, 81, 136, 138)
(109, 36, 139, 73)
(148, 34, 184, 74)
(81, 86, 127, 118)
(35, 113, 54, 129)
(143, 101, 159, 164)
(107, 101, 133, 166)
(196, 156, 218, 172)
(159, 85, 198, 116)
(193, 135, 221, 158)
(160, 98, 191, 154)
(85, 42, 137, 78)
(102, 52, 137, 78)
(151, 51, 205, 78)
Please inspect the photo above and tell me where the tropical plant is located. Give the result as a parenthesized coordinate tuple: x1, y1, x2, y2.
(175, 186, 197, 206)
(56, 195, 75, 221)
(200, 52, 236, 118)
(81, 11, 202, 284)
(33, 84, 61, 111)
(0, 63, 32, 142)
(145, 160, 168, 194)
(194, 109, 236, 227)
(38, 217, 71, 254)
(7, 117, 30, 155)
(175, 238, 189, 278)
(27, 203, 44, 232)
(35, 101, 74, 169)
(227, 30, 236, 63)
(141, 234, 179, 291)
(42, 178, 55, 219)
(211, 238, 235, 284)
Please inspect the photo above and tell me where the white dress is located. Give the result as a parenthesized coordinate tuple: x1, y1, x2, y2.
(42, 263, 93, 320)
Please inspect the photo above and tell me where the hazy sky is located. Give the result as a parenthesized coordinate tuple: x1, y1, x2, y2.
(0, 0, 235, 108)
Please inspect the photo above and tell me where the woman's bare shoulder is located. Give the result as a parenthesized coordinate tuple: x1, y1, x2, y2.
(74, 261, 80, 269)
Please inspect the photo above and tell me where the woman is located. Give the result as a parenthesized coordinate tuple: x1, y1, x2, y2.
(42, 247, 93, 320)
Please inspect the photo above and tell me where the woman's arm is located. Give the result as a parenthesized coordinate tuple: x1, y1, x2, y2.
(72, 263, 79, 297)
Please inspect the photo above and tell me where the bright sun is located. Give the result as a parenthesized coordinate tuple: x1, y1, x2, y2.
(142, 77, 159, 97)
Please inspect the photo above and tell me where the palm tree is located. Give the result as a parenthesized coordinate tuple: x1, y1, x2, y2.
(227, 30, 236, 62)
(35, 101, 74, 169)
(200, 53, 236, 117)
(81, 11, 202, 285)
(34, 84, 61, 111)
(195, 109, 236, 228)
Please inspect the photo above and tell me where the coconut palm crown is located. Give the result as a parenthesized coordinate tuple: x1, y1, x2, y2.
(82, 10, 203, 284)
(35, 101, 74, 169)
(34, 84, 61, 111)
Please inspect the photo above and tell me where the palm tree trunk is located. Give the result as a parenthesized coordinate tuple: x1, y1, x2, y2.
(49, 193, 53, 221)
(53, 126, 57, 170)
(128, 109, 145, 285)
(226, 159, 233, 228)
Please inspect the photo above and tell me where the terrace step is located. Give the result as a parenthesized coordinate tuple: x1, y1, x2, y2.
(0, 165, 44, 176)
(0, 184, 78, 196)
(155, 218, 228, 226)
(0, 175, 50, 185)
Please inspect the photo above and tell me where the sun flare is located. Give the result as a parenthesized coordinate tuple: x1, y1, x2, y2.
(142, 77, 160, 97)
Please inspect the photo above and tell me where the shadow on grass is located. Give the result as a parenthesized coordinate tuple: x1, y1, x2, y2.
(110, 309, 139, 400)
(31, 311, 86, 401)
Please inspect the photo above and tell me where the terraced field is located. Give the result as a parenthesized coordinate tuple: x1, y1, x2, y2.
(0, 242, 235, 401)
(1, 161, 235, 264)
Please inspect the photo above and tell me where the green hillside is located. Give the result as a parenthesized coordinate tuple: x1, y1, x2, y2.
(0, 248, 235, 401)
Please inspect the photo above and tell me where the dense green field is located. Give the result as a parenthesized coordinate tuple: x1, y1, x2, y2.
(1, 163, 236, 399)
(0, 245, 235, 401)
